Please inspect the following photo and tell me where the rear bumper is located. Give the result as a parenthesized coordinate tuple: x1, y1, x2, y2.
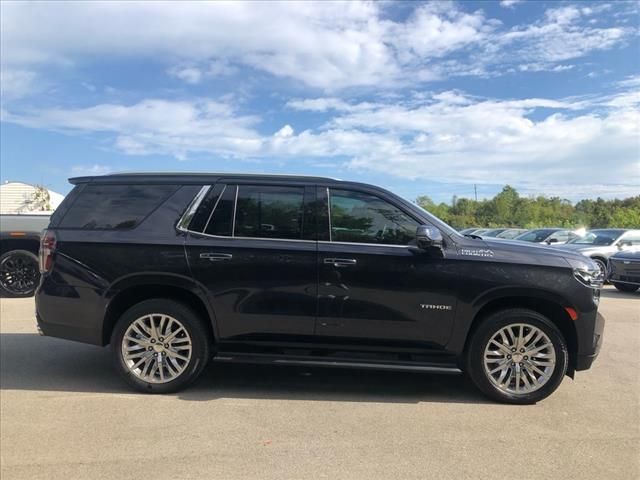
(35, 276, 107, 346)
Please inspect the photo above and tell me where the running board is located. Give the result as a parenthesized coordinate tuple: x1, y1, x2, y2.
(212, 353, 462, 374)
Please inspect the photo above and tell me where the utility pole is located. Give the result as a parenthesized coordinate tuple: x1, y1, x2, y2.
(474, 184, 478, 202)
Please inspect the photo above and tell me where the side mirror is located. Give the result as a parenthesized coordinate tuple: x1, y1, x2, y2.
(416, 225, 443, 249)
(547, 238, 559, 244)
(618, 240, 632, 249)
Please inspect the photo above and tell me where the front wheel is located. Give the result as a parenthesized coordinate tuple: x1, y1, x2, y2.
(613, 282, 639, 293)
(466, 309, 568, 404)
(111, 299, 211, 393)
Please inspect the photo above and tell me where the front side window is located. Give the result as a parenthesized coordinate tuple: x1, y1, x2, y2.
(234, 185, 305, 240)
(329, 189, 419, 245)
(547, 230, 569, 243)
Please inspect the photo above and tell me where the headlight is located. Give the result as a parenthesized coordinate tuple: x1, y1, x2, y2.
(573, 267, 604, 288)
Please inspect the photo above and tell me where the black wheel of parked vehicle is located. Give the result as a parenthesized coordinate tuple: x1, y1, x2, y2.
(111, 299, 211, 393)
(0, 249, 40, 297)
(613, 282, 639, 293)
(466, 309, 568, 405)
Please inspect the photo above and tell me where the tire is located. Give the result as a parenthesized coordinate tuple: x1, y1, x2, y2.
(111, 299, 211, 393)
(613, 282, 639, 293)
(592, 258, 608, 282)
(0, 249, 40, 297)
(466, 308, 568, 405)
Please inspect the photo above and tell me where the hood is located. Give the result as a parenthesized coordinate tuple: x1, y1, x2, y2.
(477, 237, 595, 269)
(611, 250, 640, 261)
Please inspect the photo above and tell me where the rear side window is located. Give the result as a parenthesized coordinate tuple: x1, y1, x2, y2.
(60, 184, 178, 230)
(234, 185, 305, 240)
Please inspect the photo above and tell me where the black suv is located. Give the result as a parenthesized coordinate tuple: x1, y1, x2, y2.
(36, 173, 605, 404)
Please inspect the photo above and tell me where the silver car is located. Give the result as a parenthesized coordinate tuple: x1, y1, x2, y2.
(554, 229, 640, 275)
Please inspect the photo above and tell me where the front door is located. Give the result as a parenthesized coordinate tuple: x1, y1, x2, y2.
(316, 187, 457, 348)
(184, 183, 318, 340)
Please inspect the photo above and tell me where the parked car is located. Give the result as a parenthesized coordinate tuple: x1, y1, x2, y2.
(607, 251, 640, 292)
(480, 228, 510, 238)
(555, 229, 640, 276)
(36, 173, 605, 404)
(496, 228, 528, 240)
(0, 213, 51, 296)
(514, 228, 579, 245)
(459, 227, 480, 235)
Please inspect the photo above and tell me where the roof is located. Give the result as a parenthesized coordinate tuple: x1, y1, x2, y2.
(69, 172, 343, 185)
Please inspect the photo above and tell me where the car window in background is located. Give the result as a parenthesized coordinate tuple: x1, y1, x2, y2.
(571, 230, 622, 246)
(514, 229, 556, 242)
(483, 229, 507, 237)
(547, 230, 569, 243)
(620, 231, 640, 245)
(329, 189, 419, 245)
(497, 229, 527, 239)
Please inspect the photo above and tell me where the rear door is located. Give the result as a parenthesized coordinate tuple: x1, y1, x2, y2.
(184, 182, 318, 340)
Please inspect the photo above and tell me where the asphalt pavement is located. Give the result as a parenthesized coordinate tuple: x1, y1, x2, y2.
(1, 287, 638, 479)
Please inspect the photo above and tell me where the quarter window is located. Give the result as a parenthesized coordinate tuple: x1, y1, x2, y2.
(329, 189, 419, 245)
(234, 185, 305, 240)
(60, 184, 178, 230)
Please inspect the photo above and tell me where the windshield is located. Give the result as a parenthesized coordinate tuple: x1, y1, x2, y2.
(569, 230, 621, 246)
(515, 229, 556, 242)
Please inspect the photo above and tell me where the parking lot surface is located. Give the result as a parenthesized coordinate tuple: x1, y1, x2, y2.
(1, 288, 638, 480)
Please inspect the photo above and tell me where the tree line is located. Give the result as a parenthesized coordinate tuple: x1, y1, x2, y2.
(416, 186, 640, 229)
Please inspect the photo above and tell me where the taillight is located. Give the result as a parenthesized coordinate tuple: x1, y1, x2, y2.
(39, 229, 56, 273)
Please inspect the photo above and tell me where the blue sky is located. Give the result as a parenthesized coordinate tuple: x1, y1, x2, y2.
(1, 0, 638, 203)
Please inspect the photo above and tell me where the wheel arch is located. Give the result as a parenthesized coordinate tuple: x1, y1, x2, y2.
(102, 275, 217, 346)
(463, 292, 578, 377)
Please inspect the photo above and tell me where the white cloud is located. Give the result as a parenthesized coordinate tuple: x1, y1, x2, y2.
(0, 69, 39, 100)
(71, 164, 113, 176)
(1, 1, 630, 91)
(5, 87, 637, 195)
(500, 0, 523, 8)
(4, 99, 263, 159)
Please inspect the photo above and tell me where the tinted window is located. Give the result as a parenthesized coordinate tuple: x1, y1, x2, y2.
(204, 185, 236, 236)
(329, 189, 418, 245)
(234, 185, 305, 240)
(187, 184, 224, 233)
(60, 184, 178, 229)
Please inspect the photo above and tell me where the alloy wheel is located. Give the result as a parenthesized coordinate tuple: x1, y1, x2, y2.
(483, 323, 556, 395)
(121, 314, 193, 384)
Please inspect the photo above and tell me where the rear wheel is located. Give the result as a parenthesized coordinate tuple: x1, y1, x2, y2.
(592, 258, 607, 279)
(111, 299, 211, 393)
(466, 309, 568, 404)
(0, 249, 40, 297)
(613, 282, 639, 293)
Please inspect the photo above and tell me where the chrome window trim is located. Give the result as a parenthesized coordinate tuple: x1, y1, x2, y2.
(186, 230, 316, 244)
(231, 185, 239, 237)
(318, 240, 410, 249)
(202, 184, 227, 234)
(326, 187, 332, 242)
(176, 185, 210, 232)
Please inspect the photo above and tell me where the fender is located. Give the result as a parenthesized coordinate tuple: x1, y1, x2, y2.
(103, 272, 220, 340)
(446, 285, 575, 354)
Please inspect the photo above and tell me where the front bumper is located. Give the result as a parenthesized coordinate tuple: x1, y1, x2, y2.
(575, 311, 605, 371)
(608, 259, 640, 286)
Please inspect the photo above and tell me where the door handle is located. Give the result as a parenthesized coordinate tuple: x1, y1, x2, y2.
(324, 258, 357, 267)
(200, 253, 233, 262)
